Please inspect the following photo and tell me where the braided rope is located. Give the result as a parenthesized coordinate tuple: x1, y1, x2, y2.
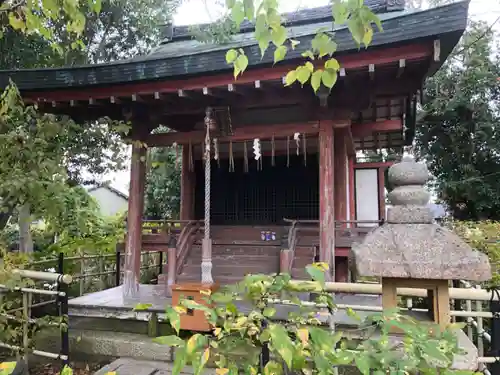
(204, 108, 211, 241)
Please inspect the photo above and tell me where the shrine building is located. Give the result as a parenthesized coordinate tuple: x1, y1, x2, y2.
(0, 0, 468, 297)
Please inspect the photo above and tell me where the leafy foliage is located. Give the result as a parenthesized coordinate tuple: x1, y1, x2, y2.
(144, 145, 181, 220)
(451, 220, 500, 288)
(415, 21, 500, 220)
(148, 264, 478, 375)
(0, 83, 128, 231)
(223, 0, 381, 92)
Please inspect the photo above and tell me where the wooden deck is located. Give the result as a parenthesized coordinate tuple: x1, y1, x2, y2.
(68, 284, 381, 326)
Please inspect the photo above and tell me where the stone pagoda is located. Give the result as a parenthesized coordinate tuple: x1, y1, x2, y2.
(351, 156, 491, 330)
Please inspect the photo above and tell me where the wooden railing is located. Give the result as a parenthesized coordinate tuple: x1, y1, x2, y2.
(280, 218, 384, 274)
(175, 221, 201, 276)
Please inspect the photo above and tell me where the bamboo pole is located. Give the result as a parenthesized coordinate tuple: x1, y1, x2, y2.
(288, 281, 500, 301)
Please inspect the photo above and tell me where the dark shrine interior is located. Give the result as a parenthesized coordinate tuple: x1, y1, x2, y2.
(194, 154, 319, 225)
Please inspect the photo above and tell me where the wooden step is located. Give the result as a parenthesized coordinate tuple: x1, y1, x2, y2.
(181, 263, 279, 276)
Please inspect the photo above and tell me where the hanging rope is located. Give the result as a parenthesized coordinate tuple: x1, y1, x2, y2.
(188, 140, 194, 172)
(204, 108, 212, 241)
(243, 141, 249, 173)
(303, 133, 307, 166)
(229, 140, 235, 172)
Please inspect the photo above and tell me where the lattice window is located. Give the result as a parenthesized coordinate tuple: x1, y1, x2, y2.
(194, 154, 319, 225)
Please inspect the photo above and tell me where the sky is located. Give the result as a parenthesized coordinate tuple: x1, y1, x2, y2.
(105, 0, 500, 195)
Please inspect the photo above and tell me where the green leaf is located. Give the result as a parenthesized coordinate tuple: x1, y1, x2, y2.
(134, 303, 152, 311)
(362, 26, 373, 47)
(325, 58, 340, 71)
(226, 49, 238, 64)
(234, 54, 249, 77)
(166, 306, 181, 334)
(311, 70, 322, 93)
(226, 0, 236, 8)
(271, 25, 287, 47)
(296, 66, 311, 86)
(269, 324, 294, 369)
(274, 45, 287, 64)
(321, 70, 338, 89)
(284, 70, 297, 86)
(258, 35, 270, 58)
(60, 366, 73, 375)
(301, 50, 315, 60)
(244, 0, 254, 20)
(263, 361, 283, 375)
(263, 307, 276, 317)
(305, 61, 314, 72)
(347, 18, 364, 46)
(231, 2, 245, 28)
(305, 264, 326, 285)
(153, 335, 185, 347)
(354, 355, 371, 375)
(332, 1, 349, 25)
(186, 333, 207, 355)
(172, 347, 187, 375)
(8, 13, 25, 31)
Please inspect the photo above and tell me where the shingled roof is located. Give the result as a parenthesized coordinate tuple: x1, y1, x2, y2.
(0, 0, 469, 91)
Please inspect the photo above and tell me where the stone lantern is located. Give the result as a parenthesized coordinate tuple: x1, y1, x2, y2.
(351, 156, 491, 330)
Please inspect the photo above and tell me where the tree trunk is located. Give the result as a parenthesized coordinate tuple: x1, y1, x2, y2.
(18, 204, 33, 253)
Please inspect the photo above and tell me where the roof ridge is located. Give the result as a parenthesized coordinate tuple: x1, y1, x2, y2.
(164, 0, 404, 43)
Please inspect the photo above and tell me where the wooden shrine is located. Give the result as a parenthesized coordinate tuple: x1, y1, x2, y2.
(0, 0, 470, 298)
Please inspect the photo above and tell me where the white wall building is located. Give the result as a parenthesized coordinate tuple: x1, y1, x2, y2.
(88, 186, 128, 217)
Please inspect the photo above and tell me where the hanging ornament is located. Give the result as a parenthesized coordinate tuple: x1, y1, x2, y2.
(253, 138, 261, 160)
(188, 140, 194, 172)
(243, 141, 249, 173)
(271, 134, 275, 167)
(173, 142, 179, 170)
(294, 132, 301, 156)
(213, 138, 220, 168)
(286, 136, 290, 168)
(303, 133, 307, 166)
(229, 140, 235, 172)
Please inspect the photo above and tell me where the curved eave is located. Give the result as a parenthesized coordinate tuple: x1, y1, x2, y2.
(0, 1, 468, 93)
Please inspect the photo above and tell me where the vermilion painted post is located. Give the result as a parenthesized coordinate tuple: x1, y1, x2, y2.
(334, 128, 348, 226)
(123, 141, 147, 300)
(319, 121, 335, 280)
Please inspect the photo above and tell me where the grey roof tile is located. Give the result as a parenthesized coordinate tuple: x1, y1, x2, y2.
(0, 1, 469, 91)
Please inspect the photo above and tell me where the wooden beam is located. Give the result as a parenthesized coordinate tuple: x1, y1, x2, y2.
(345, 125, 356, 156)
(25, 42, 433, 102)
(351, 119, 402, 138)
(146, 121, 326, 147)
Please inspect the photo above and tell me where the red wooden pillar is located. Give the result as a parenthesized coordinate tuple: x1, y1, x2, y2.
(319, 121, 335, 280)
(334, 128, 348, 282)
(180, 145, 195, 221)
(334, 128, 348, 225)
(123, 142, 147, 299)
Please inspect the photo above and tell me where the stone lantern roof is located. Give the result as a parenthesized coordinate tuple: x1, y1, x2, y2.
(351, 156, 491, 281)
